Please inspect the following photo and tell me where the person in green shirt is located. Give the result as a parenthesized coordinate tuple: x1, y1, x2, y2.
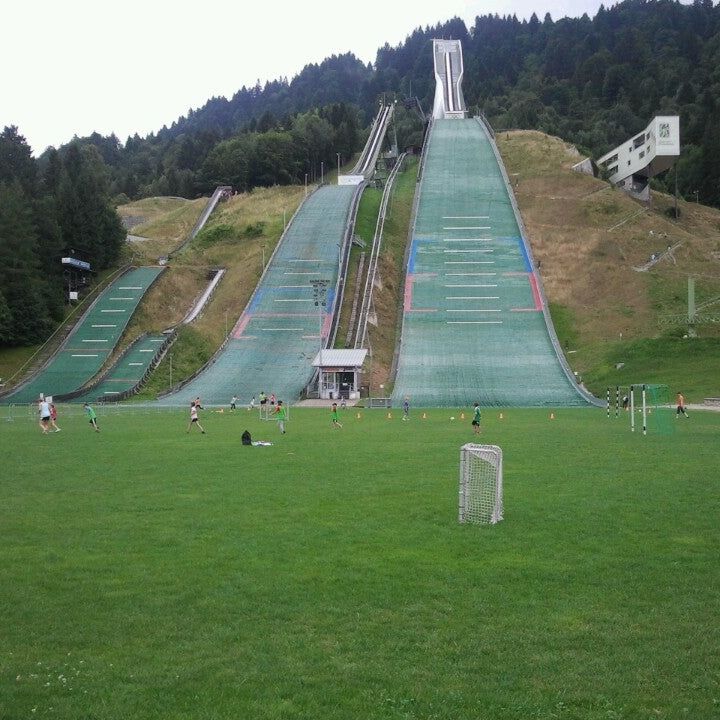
(331, 402, 343, 429)
(83, 403, 100, 432)
(275, 400, 287, 434)
(471, 403, 481, 435)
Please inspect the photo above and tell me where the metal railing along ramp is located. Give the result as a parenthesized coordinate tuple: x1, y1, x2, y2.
(1, 267, 164, 404)
(155, 185, 358, 406)
(391, 119, 593, 408)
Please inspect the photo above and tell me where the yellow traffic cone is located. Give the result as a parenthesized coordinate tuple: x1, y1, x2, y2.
(356, 412, 361, 419)
(387, 412, 392, 419)
(422, 412, 427, 419)
(499, 412, 504, 420)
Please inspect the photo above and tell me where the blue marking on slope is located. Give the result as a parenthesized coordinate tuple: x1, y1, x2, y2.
(408, 240, 420, 274)
(516, 237, 532, 272)
(326, 288, 336, 313)
(248, 289, 264, 313)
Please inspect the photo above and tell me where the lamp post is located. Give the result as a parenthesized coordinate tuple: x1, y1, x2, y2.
(225, 309, 228, 337)
(169, 353, 173, 389)
(321, 161, 324, 185)
(336, 152, 341, 178)
(304, 173, 308, 197)
(694, 190, 699, 204)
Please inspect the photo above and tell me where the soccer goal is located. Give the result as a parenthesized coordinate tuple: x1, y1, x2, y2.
(459, 444, 503, 525)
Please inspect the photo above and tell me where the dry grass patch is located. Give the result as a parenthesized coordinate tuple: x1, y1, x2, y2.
(365, 159, 418, 392)
(120, 197, 208, 260)
(498, 131, 720, 374)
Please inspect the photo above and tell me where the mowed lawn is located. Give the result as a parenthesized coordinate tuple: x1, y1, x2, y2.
(1, 406, 718, 720)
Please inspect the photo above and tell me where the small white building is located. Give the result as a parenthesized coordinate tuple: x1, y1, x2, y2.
(596, 115, 680, 201)
(311, 349, 368, 401)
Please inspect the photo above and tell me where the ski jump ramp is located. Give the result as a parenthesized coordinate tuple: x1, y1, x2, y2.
(391, 118, 593, 407)
(391, 38, 594, 407)
(156, 185, 359, 406)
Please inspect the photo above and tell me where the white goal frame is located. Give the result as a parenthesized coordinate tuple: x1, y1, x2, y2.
(459, 444, 503, 524)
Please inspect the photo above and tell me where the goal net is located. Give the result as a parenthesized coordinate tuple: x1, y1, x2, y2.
(459, 444, 503, 525)
(645, 383, 674, 435)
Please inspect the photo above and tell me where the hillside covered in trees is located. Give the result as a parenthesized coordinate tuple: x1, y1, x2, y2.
(52, 0, 720, 207)
(0, 128, 124, 346)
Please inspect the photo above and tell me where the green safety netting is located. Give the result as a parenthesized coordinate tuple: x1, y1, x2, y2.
(156, 185, 357, 406)
(3, 267, 164, 405)
(392, 119, 589, 407)
(71, 334, 168, 403)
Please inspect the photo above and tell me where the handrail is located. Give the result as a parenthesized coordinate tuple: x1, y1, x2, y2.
(328, 182, 367, 348)
(355, 153, 407, 348)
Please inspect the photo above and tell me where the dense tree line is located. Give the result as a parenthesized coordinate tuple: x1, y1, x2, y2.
(0, 127, 124, 346)
(373, 0, 720, 205)
(59, 0, 720, 207)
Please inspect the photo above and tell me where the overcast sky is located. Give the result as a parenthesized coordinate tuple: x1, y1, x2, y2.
(3, 0, 621, 155)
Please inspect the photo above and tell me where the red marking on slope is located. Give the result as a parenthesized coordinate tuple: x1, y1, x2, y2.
(510, 274, 543, 312)
(232, 314, 251, 339)
(529, 272, 543, 310)
(404, 275, 414, 312)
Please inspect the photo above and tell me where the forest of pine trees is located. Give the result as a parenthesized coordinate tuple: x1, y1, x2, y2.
(2, 0, 720, 349)
(0, 127, 124, 346)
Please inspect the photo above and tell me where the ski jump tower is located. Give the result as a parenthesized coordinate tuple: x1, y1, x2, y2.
(432, 39, 466, 119)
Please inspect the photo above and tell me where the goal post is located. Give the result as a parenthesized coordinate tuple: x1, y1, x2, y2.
(459, 444, 503, 525)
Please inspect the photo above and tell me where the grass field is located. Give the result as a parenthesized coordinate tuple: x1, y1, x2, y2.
(2, 406, 718, 719)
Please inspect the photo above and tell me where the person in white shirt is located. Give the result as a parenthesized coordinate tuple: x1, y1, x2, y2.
(186, 401, 206, 434)
(38, 399, 51, 434)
